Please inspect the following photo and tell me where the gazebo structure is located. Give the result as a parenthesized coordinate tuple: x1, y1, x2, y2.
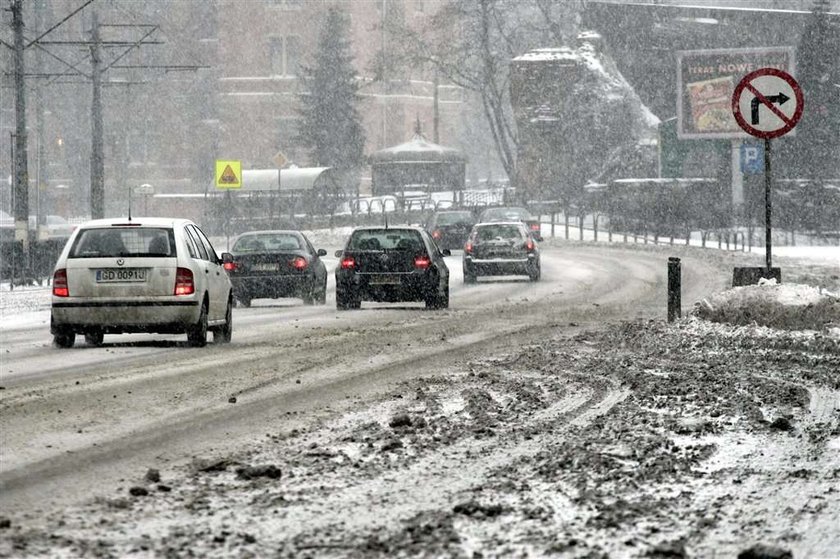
(369, 121, 466, 198)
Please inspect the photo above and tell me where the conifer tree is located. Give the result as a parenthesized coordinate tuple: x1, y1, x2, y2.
(295, 6, 365, 172)
(787, 0, 840, 179)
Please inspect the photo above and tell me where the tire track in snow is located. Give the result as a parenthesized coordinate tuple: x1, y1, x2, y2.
(254, 384, 629, 543)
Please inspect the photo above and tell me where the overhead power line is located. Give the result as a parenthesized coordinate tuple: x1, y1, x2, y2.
(25, 0, 96, 48)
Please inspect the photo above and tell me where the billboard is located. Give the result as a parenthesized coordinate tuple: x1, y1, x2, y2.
(677, 47, 794, 139)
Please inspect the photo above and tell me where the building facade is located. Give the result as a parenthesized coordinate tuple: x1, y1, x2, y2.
(1, 0, 467, 222)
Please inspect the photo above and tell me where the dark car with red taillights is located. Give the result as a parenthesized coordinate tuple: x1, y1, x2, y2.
(424, 210, 475, 251)
(335, 226, 450, 310)
(478, 206, 542, 241)
(463, 221, 540, 283)
(223, 230, 328, 306)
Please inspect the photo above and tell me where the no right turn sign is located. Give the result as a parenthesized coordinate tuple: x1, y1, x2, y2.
(731, 68, 803, 139)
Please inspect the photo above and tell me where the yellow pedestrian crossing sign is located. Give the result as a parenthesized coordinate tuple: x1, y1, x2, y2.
(215, 160, 242, 189)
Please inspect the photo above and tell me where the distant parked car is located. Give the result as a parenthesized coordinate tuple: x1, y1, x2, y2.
(29, 215, 76, 241)
(0, 210, 13, 243)
(335, 226, 450, 310)
(424, 210, 475, 251)
(223, 230, 328, 307)
(478, 206, 542, 241)
(50, 217, 233, 348)
(463, 221, 540, 283)
(0, 213, 75, 241)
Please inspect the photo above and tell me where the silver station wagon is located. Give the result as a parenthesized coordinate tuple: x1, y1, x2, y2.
(50, 217, 233, 348)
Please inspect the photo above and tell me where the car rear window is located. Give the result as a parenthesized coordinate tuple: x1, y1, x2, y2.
(233, 233, 303, 252)
(70, 227, 175, 258)
(348, 229, 424, 251)
(435, 212, 473, 225)
(481, 207, 531, 221)
(474, 224, 524, 241)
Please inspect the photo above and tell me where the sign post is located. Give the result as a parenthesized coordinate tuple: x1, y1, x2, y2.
(731, 68, 803, 276)
(215, 160, 242, 249)
(676, 47, 794, 229)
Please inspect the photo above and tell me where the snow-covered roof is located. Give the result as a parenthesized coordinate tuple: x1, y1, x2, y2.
(512, 47, 579, 63)
(240, 167, 333, 192)
(369, 133, 466, 163)
(613, 177, 715, 184)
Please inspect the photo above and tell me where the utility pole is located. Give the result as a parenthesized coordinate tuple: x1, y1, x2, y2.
(7, 4, 202, 225)
(12, 0, 30, 273)
(35, 0, 48, 230)
(433, 72, 440, 144)
(89, 11, 104, 219)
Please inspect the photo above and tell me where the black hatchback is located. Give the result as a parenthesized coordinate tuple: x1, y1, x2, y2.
(335, 226, 450, 310)
(223, 230, 328, 306)
(424, 210, 475, 251)
(463, 221, 540, 283)
(478, 206, 542, 241)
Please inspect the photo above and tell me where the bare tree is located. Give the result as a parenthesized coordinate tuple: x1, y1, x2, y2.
(382, 0, 583, 197)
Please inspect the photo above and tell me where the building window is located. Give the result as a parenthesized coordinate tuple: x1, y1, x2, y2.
(269, 0, 303, 9)
(286, 36, 300, 76)
(269, 36, 301, 76)
(275, 116, 300, 160)
(128, 130, 151, 164)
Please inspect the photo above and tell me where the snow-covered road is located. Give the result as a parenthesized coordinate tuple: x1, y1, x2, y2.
(2, 241, 837, 558)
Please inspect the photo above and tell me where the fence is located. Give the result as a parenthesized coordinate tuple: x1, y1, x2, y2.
(542, 177, 840, 249)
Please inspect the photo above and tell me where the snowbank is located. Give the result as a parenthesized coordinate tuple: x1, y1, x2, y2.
(694, 278, 840, 335)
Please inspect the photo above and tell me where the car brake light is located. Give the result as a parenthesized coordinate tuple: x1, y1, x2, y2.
(292, 256, 308, 270)
(223, 261, 237, 272)
(464, 241, 473, 253)
(526, 239, 535, 251)
(53, 269, 69, 297)
(174, 267, 194, 296)
(340, 256, 355, 269)
(414, 255, 431, 269)
(432, 229, 442, 240)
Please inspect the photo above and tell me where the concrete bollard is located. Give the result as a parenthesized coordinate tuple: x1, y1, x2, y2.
(668, 257, 681, 322)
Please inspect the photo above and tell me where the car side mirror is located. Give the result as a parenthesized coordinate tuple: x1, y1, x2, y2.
(334, 250, 343, 258)
(221, 252, 233, 263)
(317, 248, 327, 257)
(441, 249, 452, 257)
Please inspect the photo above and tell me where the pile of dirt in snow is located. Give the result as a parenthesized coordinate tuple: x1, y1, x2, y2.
(693, 279, 840, 334)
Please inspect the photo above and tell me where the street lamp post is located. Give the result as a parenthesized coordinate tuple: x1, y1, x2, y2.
(136, 183, 154, 216)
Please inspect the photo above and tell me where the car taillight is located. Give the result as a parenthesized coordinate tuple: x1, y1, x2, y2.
(291, 256, 308, 270)
(414, 255, 431, 269)
(525, 239, 535, 251)
(53, 269, 69, 297)
(432, 229, 442, 240)
(340, 256, 355, 270)
(174, 267, 194, 296)
(223, 261, 237, 272)
(464, 241, 473, 253)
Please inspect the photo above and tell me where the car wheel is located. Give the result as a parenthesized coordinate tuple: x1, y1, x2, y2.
(336, 288, 359, 310)
(437, 284, 450, 309)
(528, 265, 540, 282)
(336, 288, 349, 310)
(84, 329, 104, 346)
(187, 301, 208, 347)
(317, 278, 327, 305)
(53, 330, 75, 348)
(214, 298, 233, 344)
(463, 267, 477, 284)
(425, 278, 447, 310)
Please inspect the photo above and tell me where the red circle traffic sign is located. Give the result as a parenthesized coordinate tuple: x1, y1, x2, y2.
(731, 68, 803, 139)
